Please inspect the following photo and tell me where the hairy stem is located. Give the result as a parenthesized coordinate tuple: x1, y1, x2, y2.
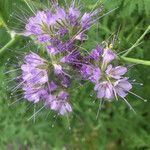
(0, 36, 20, 56)
(123, 25, 150, 57)
(120, 56, 150, 66)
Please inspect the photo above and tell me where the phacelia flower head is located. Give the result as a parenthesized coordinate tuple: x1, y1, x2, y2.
(21, 52, 48, 103)
(45, 90, 72, 115)
(20, 51, 72, 115)
(24, 3, 102, 57)
(10, 1, 143, 120)
(80, 44, 132, 101)
(25, 6, 92, 40)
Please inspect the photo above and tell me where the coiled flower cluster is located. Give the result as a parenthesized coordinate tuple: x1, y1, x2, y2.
(16, 2, 135, 116)
(80, 44, 132, 100)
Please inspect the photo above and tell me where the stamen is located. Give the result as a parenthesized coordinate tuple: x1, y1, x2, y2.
(27, 105, 45, 121)
(122, 97, 136, 114)
(8, 97, 23, 106)
(128, 91, 148, 102)
(96, 99, 103, 120)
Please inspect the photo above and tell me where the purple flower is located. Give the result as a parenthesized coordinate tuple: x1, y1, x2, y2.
(58, 91, 69, 100)
(46, 45, 58, 55)
(45, 91, 72, 115)
(53, 64, 63, 75)
(23, 86, 47, 103)
(114, 78, 132, 98)
(80, 65, 93, 79)
(57, 28, 68, 37)
(90, 45, 103, 61)
(24, 52, 46, 66)
(94, 81, 113, 100)
(38, 34, 50, 43)
(48, 81, 57, 92)
(21, 53, 48, 103)
(80, 65, 101, 83)
(61, 75, 70, 88)
(55, 7, 66, 21)
(68, 7, 80, 26)
(45, 11, 55, 25)
(106, 64, 127, 79)
(69, 7, 80, 18)
(103, 49, 116, 65)
(50, 100, 72, 115)
(60, 51, 80, 64)
(50, 38, 61, 46)
(75, 33, 87, 41)
(89, 67, 101, 83)
(25, 11, 47, 36)
(81, 13, 91, 29)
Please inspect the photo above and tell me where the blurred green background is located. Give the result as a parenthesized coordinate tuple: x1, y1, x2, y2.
(0, 0, 150, 149)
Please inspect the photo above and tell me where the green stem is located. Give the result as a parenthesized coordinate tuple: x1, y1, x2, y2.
(0, 36, 19, 56)
(120, 56, 150, 66)
(123, 25, 150, 57)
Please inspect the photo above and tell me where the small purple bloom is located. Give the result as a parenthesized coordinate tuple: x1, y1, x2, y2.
(55, 7, 66, 21)
(45, 91, 72, 115)
(80, 65, 101, 83)
(45, 11, 55, 25)
(57, 28, 68, 37)
(106, 64, 127, 79)
(48, 81, 57, 92)
(75, 33, 87, 41)
(68, 7, 80, 26)
(23, 87, 47, 103)
(94, 81, 113, 100)
(24, 52, 46, 66)
(50, 100, 72, 115)
(114, 78, 132, 98)
(53, 64, 63, 75)
(61, 75, 70, 88)
(21, 53, 48, 103)
(88, 45, 103, 61)
(25, 11, 46, 36)
(46, 45, 58, 55)
(80, 65, 93, 79)
(81, 13, 91, 29)
(90, 49, 100, 60)
(58, 91, 69, 100)
(89, 67, 101, 83)
(38, 34, 50, 43)
(103, 49, 116, 65)
(50, 38, 61, 46)
(69, 7, 80, 18)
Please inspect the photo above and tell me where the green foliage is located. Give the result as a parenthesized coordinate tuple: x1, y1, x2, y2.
(0, 0, 150, 149)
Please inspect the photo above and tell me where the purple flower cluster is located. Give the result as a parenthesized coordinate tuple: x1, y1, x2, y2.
(25, 4, 96, 56)
(21, 52, 48, 103)
(80, 45, 132, 100)
(17, 2, 135, 117)
(21, 52, 72, 115)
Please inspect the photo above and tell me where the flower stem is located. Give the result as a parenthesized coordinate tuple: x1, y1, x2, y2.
(0, 36, 20, 56)
(120, 56, 150, 66)
(123, 25, 150, 57)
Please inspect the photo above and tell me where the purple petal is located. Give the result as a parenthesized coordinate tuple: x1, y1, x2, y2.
(58, 91, 68, 100)
(53, 64, 62, 75)
(81, 13, 91, 29)
(106, 65, 127, 79)
(103, 49, 116, 65)
(38, 34, 50, 43)
(48, 81, 57, 92)
(115, 87, 127, 98)
(46, 45, 58, 55)
(97, 84, 105, 98)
